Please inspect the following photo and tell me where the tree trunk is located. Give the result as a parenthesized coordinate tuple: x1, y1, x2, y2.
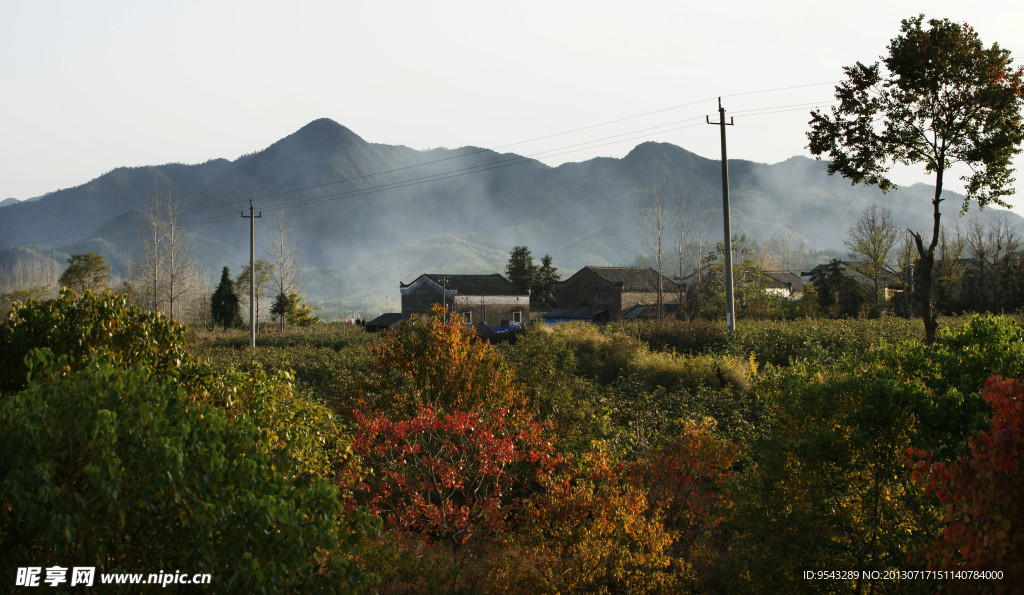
(915, 165, 945, 344)
(169, 246, 174, 323)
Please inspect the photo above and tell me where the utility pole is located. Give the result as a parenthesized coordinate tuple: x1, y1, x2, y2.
(241, 200, 262, 347)
(707, 98, 736, 333)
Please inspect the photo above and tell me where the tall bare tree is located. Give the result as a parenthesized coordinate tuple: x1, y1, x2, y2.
(966, 216, 1021, 310)
(933, 224, 967, 310)
(162, 190, 198, 323)
(781, 203, 799, 272)
(893, 231, 918, 317)
(268, 201, 306, 330)
(844, 204, 901, 305)
(688, 200, 711, 318)
(636, 184, 667, 318)
(136, 183, 168, 313)
(673, 188, 692, 313)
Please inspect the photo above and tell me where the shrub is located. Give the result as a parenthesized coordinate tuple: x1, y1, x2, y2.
(730, 359, 934, 595)
(0, 349, 376, 594)
(487, 446, 680, 595)
(911, 375, 1024, 587)
(351, 403, 556, 546)
(360, 304, 524, 415)
(0, 289, 188, 395)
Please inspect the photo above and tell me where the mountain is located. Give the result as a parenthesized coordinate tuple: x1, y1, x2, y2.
(0, 160, 231, 250)
(2, 118, 1022, 311)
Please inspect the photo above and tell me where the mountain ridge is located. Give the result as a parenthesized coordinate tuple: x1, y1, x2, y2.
(2, 118, 1021, 311)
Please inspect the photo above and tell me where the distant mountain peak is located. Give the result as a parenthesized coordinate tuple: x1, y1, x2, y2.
(286, 118, 367, 148)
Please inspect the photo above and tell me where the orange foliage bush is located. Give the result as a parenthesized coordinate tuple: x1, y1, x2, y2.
(911, 375, 1024, 592)
(625, 418, 740, 562)
(361, 304, 525, 415)
(488, 422, 739, 594)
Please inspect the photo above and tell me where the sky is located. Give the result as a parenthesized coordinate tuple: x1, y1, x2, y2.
(2, 0, 1023, 209)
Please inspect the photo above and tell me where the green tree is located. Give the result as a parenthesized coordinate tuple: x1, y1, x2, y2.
(808, 15, 1024, 343)
(844, 204, 900, 306)
(533, 254, 561, 307)
(58, 252, 111, 295)
(505, 246, 537, 292)
(210, 266, 243, 330)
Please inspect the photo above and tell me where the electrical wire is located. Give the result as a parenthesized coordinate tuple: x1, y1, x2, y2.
(6, 83, 842, 250)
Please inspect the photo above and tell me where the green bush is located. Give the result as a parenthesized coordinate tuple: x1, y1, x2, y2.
(727, 314, 1024, 593)
(208, 328, 371, 351)
(0, 289, 188, 395)
(0, 349, 376, 594)
(190, 343, 373, 412)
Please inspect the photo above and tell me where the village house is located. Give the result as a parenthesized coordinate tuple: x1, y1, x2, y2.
(555, 266, 681, 320)
(762, 271, 805, 299)
(800, 261, 903, 300)
(400, 273, 531, 327)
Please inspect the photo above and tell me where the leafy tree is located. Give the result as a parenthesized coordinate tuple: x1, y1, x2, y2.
(533, 254, 560, 307)
(808, 15, 1024, 343)
(0, 349, 375, 594)
(236, 258, 273, 327)
(809, 259, 868, 318)
(58, 252, 111, 295)
(210, 266, 243, 330)
(844, 204, 900, 306)
(0, 288, 187, 396)
(911, 375, 1024, 585)
(505, 246, 537, 292)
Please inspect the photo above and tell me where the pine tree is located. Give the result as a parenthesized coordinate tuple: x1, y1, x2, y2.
(58, 252, 111, 295)
(210, 267, 242, 330)
(270, 292, 291, 327)
(533, 254, 561, 307)
(505, 246, 537, 291)
(285, 291, 321, 327)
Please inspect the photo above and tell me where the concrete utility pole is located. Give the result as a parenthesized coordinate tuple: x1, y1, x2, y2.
(707, 98, 736, 333)
(241, 200, 262, 347)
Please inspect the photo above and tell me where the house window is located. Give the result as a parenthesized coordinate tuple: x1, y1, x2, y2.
(461, 311, 471, 324)
(512, 311, 521, 323)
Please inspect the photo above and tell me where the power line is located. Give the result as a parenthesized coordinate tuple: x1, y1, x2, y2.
(7, 85, 842, 250)
(10, 102, 837, 249)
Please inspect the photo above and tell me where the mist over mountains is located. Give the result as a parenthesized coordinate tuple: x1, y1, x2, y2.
(2, 118, 1021, 312)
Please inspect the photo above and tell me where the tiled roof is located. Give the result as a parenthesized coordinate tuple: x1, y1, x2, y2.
(421, 273, 529, 296)
(583, 267, 681, 292)
(621, 303, 685, 319)
(542, 308, 609, 321)
(763, 271, 805, 291)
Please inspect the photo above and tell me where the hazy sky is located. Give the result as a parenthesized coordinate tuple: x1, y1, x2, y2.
(3, 0, 1023, 209)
